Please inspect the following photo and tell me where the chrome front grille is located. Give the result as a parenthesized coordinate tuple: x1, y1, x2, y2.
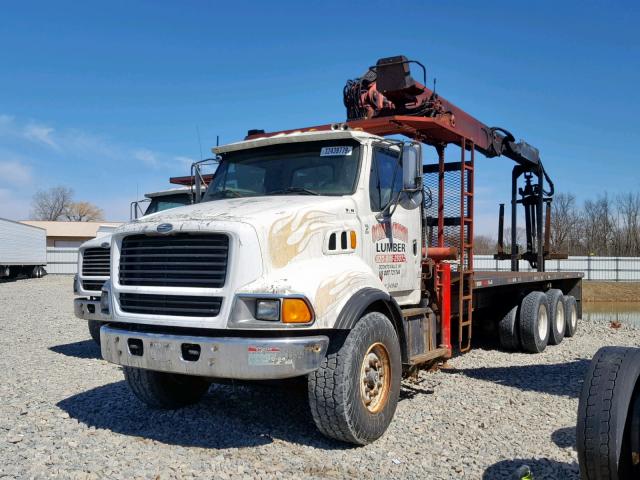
(82, 248, 110, 276)
(119, 233, 229, 288)
(119, 293, 223, 317)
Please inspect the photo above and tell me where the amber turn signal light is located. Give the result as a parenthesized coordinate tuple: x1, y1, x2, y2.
(350, 230, 357, 249)
(282, 298, 313, 323)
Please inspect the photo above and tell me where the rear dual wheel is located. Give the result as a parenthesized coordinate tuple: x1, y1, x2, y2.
(519, 291, 550, 353)
(564, 295, 579, 337)
(546, 289, 566, 345)
(500, 291, 579, 353)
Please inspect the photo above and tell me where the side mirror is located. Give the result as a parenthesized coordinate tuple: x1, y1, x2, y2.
(402, 142, 422, 191)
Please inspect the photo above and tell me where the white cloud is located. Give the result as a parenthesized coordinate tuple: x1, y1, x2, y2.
(134, 149, 160, 167)
(174, 156, 196, 169)
(23, 123, 58, 149)
(0, 160, 32, 186)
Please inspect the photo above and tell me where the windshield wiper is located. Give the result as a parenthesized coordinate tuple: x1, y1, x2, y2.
(267, 187, 320, 196)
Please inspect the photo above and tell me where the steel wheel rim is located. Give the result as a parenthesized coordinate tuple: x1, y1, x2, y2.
(556, 301, 565, 334)
(570, 304, 578, 330)
(360, 342, 391, 414)
(538, 304, 548, 340)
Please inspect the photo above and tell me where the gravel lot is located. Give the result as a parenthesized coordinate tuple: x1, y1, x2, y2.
(1, 275, 639, 479)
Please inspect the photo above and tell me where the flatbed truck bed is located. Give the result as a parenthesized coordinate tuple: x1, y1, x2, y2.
(447, 270, 584, 317)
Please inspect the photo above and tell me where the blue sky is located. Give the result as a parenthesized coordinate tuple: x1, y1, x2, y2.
(0, 0, 638, 235)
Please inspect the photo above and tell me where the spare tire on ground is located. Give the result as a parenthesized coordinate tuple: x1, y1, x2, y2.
(577, 346, 640, 480)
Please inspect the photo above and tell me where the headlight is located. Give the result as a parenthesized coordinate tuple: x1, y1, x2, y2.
(255, 299, 280, 321)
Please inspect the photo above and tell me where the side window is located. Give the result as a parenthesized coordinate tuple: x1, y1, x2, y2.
(369, 147, 402, 212)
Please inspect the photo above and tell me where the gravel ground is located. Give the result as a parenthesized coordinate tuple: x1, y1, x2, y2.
(1, 275, 639, 480)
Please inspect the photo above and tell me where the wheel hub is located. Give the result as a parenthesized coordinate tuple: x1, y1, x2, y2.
(360, 343, 391, 413)
(538, 304, 548, 340)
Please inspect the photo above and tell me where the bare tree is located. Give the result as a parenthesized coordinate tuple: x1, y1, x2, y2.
(501, 227, 526, 254)
(616, 193, 640, 256)
(64, 201, 104, 222)
(551, 192, 580, 254)
(30, 186, 74, 221)
(581, 194, 615, 256)
(474, 235, 496, 255)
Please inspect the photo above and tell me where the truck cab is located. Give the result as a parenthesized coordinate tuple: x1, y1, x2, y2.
(74, 187, 195, 342)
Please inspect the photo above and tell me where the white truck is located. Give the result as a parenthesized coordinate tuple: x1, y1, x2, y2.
(94, 56, 582, 444)
(74, 188, 195, 343)
(0, 218, 47, 280)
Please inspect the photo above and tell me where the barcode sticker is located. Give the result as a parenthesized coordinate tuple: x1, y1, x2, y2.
(320, 146, 353, 157)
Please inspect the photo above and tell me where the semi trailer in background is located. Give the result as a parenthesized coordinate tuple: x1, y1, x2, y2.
(0, 219, 47, 280)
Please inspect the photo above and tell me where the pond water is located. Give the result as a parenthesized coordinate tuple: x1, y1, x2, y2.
(583, 302, 640, 328)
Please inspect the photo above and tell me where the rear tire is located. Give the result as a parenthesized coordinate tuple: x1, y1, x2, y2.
(308, 311, 401, 445)
(577, 347, 640, 480)
(564, 295, 579, 337)
(123, 367, 210, 409)
(546, 289, 566, 345)
(498, 305, 520, 351)
(87, 320, 102, 345)
(519, 291, 549, 353)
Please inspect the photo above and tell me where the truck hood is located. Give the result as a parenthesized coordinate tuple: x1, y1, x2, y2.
(79, 233, 112, 251)
(129, 195, 355, 226)
(115, 195, 359, 271)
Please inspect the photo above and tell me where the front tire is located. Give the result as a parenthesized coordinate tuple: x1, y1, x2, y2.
(87, 320, 102, 345)
(308, 311, 401, 445)
(123, 367, 210, 409)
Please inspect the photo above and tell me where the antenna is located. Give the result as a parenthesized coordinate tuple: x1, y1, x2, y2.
(196, 126, 203, 160)
(216, 135, 219, 147)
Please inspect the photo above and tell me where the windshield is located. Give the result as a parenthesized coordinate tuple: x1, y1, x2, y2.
(202, 140, 361, 201)
(144, 193, 192, 215)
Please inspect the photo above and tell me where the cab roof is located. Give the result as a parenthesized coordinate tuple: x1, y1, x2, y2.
(212, 128, 379, 155)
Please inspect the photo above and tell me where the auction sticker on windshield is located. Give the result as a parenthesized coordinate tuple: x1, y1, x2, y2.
(320, 146, 353, 156)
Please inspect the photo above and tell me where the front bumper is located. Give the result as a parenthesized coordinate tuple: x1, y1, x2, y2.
(74, 298, 111, 322)
(100, 325, 329, 380)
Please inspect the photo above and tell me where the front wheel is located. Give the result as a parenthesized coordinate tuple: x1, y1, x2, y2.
(87, 320, 102, 345)
(308, 311, 401, 445)
(123, 367, 210, 409)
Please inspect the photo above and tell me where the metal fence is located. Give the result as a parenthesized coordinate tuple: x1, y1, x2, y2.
(475, 255, 640, 281)
(46, 247, 78, 274)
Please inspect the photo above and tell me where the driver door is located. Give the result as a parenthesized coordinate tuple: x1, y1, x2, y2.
(365, 144, 421, 303)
